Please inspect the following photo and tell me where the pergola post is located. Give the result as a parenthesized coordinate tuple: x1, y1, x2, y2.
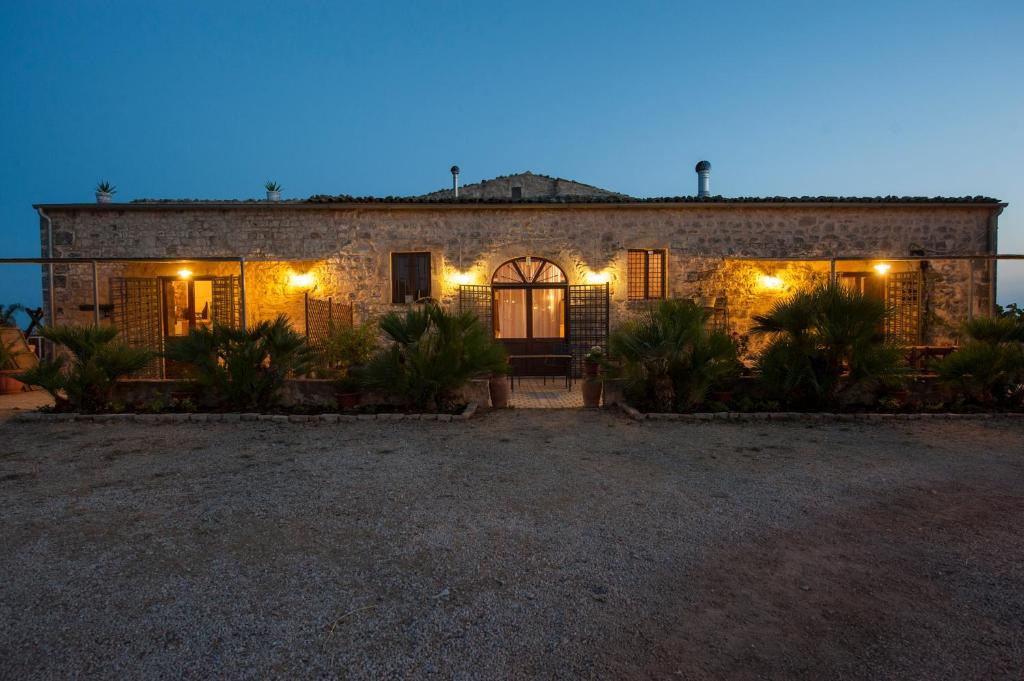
(968, 258, 976, 322)
(91, 260, 100, 327)
(829, 258, 836, 284)
(239, 257, 247, 330)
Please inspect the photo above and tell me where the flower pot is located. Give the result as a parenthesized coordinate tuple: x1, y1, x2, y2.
(582, 378, 603, 408)
(489, 375, 510, 408)
(583, 360, 600, 377)
(266, 190, 281, 202)
(95, 191, 113, 204)
(692, 296, 718, 308)
(336, 391, 360, 411)
(0, 373, 24, 395)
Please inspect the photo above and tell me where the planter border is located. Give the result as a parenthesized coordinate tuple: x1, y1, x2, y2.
(619, 402, 1024, 422)
(11, 402, 478, 424)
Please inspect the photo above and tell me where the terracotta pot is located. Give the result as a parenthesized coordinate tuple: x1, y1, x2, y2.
(583, 360, 600, 377)
(336, 391, 360, 411)
(489, 375, 510, 408)
(0, 373, 24, 395)
(582, 378, 603, 408)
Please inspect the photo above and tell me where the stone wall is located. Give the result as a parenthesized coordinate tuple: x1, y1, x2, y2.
(40, 202, 999, 344)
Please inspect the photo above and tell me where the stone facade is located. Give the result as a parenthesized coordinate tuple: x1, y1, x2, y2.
(38, 198, 1002, 349)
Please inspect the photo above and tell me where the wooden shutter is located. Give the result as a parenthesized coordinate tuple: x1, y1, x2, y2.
(212, 276, 240, 328)
(569, 283, 609, 376)
(110, 277, 163, 378)
(885, 270, 923, 344)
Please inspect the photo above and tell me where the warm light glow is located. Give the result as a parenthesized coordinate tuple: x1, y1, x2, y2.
(450, 271, 476, 286)
(759, 274, 784, 290)
(584, 270, 610, 285)
(873, 262, 892, 275)
(177, 269, 192, 280)
(288, 271, 316, 289)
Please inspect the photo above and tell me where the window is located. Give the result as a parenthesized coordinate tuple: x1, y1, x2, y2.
(391, 252, 431, 304)
(511, 186, 522, 199)
(628, 249, 666, 300)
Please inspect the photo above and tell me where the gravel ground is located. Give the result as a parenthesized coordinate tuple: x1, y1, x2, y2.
(1, 410, 1022, 680)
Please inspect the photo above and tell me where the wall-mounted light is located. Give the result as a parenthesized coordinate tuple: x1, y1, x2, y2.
(177, 269, 193, 280)
(873, 262, 892, 275)
(450, 271, 475, 286)
(288, 271, 316, 290)
(759, 274, 784, 291)
(584, 270, 610, 285)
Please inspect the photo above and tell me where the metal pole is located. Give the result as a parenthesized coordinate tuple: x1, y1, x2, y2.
(968, 258, 975, 321)
(91, 260, 100, 327)
(239, 257, 247, 330)
(304, 291, 310, 335)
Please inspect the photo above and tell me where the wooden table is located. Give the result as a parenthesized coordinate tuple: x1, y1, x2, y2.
(507, 354, 573, 391)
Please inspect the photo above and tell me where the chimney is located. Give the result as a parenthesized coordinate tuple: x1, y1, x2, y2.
(695, 160, 711, 197)
(450, 165, 460, 198)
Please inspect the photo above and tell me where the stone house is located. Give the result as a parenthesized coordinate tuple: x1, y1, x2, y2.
(34, 165, 1005, 377)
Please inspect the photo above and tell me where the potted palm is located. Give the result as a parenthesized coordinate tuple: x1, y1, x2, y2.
(318, 321, 377, 411)
(582, 345, 604, 408)
(265, 181, 282, 202)
(0, 304, 26, 394)
(95, 181, 116, 204)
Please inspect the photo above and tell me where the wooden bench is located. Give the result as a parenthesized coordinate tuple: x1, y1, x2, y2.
(507, 354, 573, 391)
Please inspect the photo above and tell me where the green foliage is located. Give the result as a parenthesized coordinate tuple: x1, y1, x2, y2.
(361, 303, 507, 411)
(608, 299, 740, 412)
(934, 314, 1024, 405)
(15, 325, 154, 412)
(996, 302, 1023, 321)
(0, 337, 24, 370)
(265, 180, 282, 192)
(164, 314, 315, 411)
(751, 283, 902, 407)
(317, 321, 378, 378)
(1, 303, 24, 327)
(95, 180, 116, 194)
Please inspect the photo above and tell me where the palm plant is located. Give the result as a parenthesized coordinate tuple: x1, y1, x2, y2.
(265, 181, 282, 192)
(0, 338, 21, 370)
(164, 314, 315, 411)
(935, 315, 1024, 405)
(751, 283, 901, 407)
(16, 325, 154, 412)
(1, 303, 24, 327)
(608, 299, 739, 412)
(95, 181, 116, 194)
(361, 303, 507, 411)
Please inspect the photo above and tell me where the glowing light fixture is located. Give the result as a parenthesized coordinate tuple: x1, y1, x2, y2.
(451, 271, 475, 286)
(288, 271, 316, 289)
(584, 270, 610, 285)
(177, 269, 193, 280)
(873, 262, 892, 275)
(759, 274, 784, 291)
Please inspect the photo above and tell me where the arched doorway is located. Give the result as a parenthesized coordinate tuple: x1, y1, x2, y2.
(492, 256, 567, 341)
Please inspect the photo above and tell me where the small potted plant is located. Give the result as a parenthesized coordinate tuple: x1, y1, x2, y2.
(582, 345, 604, 408)
(95, 181, 116, 204)
(0, 337, 25, 394)
(265, 181, 282, 202)
(319, 321, 377, 411)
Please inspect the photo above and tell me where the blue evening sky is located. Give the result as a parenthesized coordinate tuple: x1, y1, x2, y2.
(2, 0, 1023, 318)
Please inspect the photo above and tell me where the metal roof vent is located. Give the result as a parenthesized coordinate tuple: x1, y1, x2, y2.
(695, 160, 711, 197)
(450, 165, 460, 198)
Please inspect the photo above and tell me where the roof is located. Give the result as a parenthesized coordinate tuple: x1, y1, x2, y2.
(31, 171, 1005, 209)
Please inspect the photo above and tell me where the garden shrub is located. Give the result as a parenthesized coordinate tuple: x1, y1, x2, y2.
(935, 315, 1024, 406)
(164, 314, 315, 411)
(361, 303, 507, 411)
(751, 282, 902, 408)
(16, 325, 154, 412)
(607, 299, 740, 412)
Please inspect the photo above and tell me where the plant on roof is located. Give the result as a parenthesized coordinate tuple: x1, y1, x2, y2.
(95, 181, 116, 194)
(15, 325, 154, 412)
(934, 315, 1024, 406)
(360, 303, 507, 411)
(1, 303, 24, 328)
(751, 282, 903, 408)
(265, 181, 282, 192)
(607, 299, 740, 412)
(164, 314, 315, 411)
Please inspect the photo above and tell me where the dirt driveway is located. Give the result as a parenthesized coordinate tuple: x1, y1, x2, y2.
(1, 411, 1022, 679)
